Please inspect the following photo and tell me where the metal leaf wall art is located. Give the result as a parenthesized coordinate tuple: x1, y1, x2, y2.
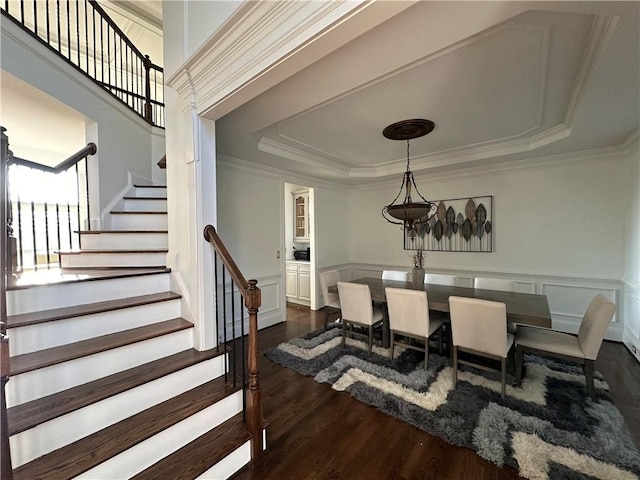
(404, 195, 493, 252)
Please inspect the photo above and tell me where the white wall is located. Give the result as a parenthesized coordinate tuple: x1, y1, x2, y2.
(350, 157, 625, 279)
(1, 19, 161, 218)
(623, 140, 640, 360)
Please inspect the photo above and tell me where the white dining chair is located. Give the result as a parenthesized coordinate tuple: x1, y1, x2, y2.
(449, 296, 513, 399)
(385, 287, 444, 368)
(382, 270, 410, 281)
(474, 277, 515, 292)
(515, 294, 616, 401)
(474, 277, 517, 334)
(337, 281, 384, 354)
(424, 273, 456, 286)
(319, 270, 341, 329)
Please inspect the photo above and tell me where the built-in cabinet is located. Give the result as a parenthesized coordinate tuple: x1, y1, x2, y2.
(293, 191, 310, 242)
(286, 260, 311, 305)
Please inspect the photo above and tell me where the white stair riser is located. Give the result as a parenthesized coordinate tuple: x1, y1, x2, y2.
(111, 214, 168, 230)
(7, 329, 193, 407)
(76, 392, 243, 479)
(123, 198, 167, 212)
(81, 232, 168, 250)
(60, 252, 166, 268)
(134, 187, 167, 198)
(196, 441, 251, 480)
(10, 356, 228, 468)
(9, 300, 181, 355)
(7, 273, 170, 315)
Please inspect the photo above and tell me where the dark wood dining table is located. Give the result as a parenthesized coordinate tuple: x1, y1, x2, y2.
(329, 277, 552, 348)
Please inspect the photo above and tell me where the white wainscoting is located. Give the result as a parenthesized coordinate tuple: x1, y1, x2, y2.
(622, 278, 640, 363)
(336, 263, 625, 342)
(215, 272, 284, 342)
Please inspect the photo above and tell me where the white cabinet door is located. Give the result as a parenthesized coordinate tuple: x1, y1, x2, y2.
(298, 267, 311, 301)
(293, 192, 310, 242)
(285, 268, 298, 298)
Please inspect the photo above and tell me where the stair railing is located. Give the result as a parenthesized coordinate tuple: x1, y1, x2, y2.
(3, 127, 97, 272)
(1, 128, 14, 480)
(1, 0, 164, 127)
(203, 225, 264, 460)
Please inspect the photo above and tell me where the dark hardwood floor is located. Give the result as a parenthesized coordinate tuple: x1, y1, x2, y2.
(235, 304, 640, 480)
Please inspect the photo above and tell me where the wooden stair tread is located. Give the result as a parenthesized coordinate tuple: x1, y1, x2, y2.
(76, 230, 168, 234)
(131, 413, 251, 480)
(8, 347, 230, 435)
(133, 184, 166, 188)
(57, 249, 168, 254)
(123, 196, 167, 200)
(110, 211, 167, 215)
(9, 268, 171, 290)
(7, 291, 181, 328)
(10, 318, 193, 375)
(12, 378, 242, 480)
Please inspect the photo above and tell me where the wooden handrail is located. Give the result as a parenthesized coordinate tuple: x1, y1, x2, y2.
(10, 142, 97, 174)
(203, 225, 249, 294)
(203, 224, 264, 460)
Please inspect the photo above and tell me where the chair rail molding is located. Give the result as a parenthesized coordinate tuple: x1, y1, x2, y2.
(166, 0, 416, 120)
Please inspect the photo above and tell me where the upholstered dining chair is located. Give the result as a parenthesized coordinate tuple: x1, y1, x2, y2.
(474, 277, 517, 334)
(515, 294, 616, 401)
(385, 287, 444, 369)
(382, 270, 410, 281)
(319, 270, 341, 329)
(449, 296, 513, 399)
(474, 277, 515, 292)
(424, 273, 456, 286)
(337, 281, 384, 354)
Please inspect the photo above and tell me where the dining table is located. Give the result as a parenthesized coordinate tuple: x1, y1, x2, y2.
(329, 277, 552, 348)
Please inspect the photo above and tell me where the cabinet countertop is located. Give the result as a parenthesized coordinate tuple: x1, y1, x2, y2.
(286, 260, 310, 265)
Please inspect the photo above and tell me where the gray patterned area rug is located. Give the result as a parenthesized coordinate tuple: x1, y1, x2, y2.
(265, 325, 640, 480)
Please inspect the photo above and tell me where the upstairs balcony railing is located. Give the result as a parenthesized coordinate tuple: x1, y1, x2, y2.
(1, 0, 164, 127)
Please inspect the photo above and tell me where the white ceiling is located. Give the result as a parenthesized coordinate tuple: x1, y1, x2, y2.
(215, 1, 640, 185)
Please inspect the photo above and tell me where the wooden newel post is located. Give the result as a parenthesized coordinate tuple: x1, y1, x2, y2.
(244, 279, 263, 460)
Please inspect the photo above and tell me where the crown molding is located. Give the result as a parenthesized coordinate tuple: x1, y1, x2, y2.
(258, 137, 349, 176)
(216, 153, 349, 193)
(166, 0, 387, 119)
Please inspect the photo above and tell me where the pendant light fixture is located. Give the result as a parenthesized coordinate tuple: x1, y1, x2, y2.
(381, 119, 436, 238)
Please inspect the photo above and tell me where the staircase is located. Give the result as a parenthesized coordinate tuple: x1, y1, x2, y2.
(4, 185, 253, 479)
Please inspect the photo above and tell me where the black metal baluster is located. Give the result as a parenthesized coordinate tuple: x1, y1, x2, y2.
(67, 202, 72, 249)
(31, 200, 37, 270)
(84, 159, 90, 231)
(240, 293, 246, 420)
(100, 18, 104, 83)
(66, 0, 71, 58)
(92, 5, 96, 79)
(56, 203, 61, 267)
(84, 0, 88, 73)
(222, 266, 228, 382)
(231, 285, 236, 387)
(17, 197, 23, 271)
(75, 164, 81, 247)
(75, 0, 80, 66)
(33, 0, 37, 35)
(19, 0, 24, 24)
(46, 0, 50, 43)
(56, 0, 61, 53)
(214, 252, 220, 352)
(44, 202, 51, 268)
(119, 37, 123, 101)
(106, 24, 110, 87)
